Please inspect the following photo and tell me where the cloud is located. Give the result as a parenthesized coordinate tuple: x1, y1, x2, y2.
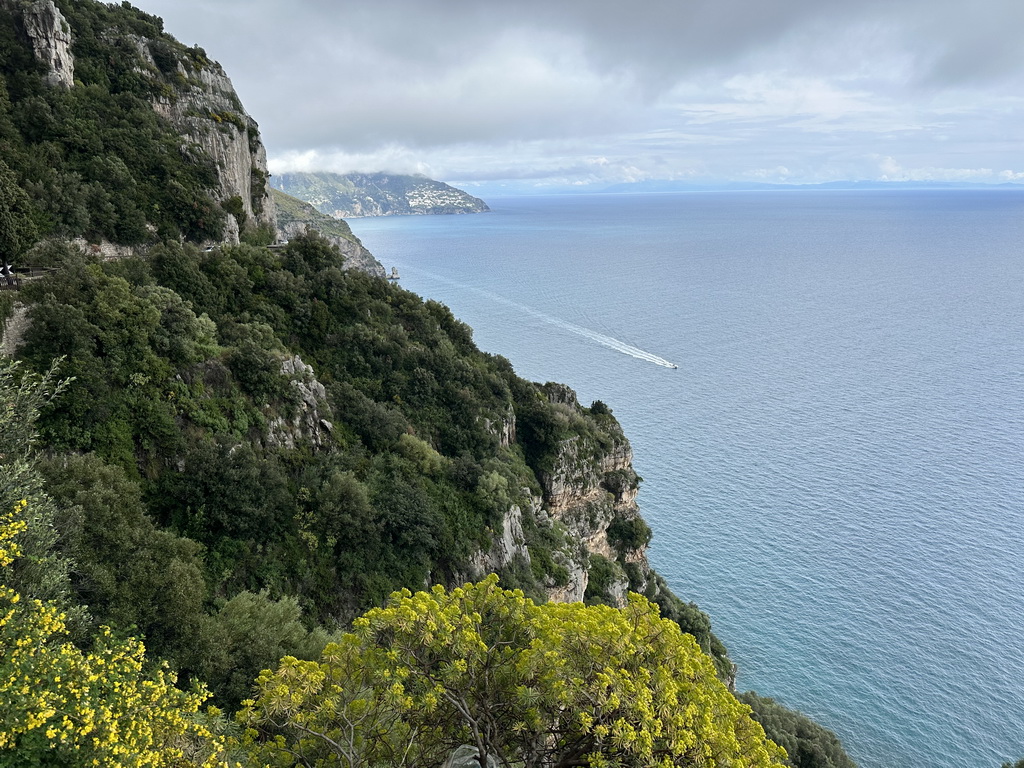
(874, 156, 1024, 183)
(132, 0, 1024, 185)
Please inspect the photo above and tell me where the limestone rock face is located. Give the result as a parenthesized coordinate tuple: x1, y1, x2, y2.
(279, 221, 386, 278)
(465, 384, 652, 608)
(266, 356, 334, 450)
(537, 386, 648, 605)
(461, 501, 530, 582)
(71, 238, 140, 262)
(150, 59, 276, 241)
(480, 403, 516, 449)
(1, 0, 75, 88)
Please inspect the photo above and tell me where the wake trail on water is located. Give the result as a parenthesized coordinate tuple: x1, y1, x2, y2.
(399, 264, 678, 369)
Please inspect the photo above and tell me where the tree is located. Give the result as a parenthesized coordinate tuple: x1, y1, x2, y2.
(0, 360, 231, 766)
(0, 159, 38, 260)
(0, 359, 87, 635)
(240, 576, 787, 768)
(0, 499, 231, 767)
(203, 589, 340, 710)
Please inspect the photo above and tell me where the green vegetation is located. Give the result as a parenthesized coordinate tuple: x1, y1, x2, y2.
(241, 577, 787, 768)
(14, 235, 631, 629)
(272, 186, 364, 244)
(0, 2, 858, 766)
(740, 693, 857, 768)
(0, 0, 226, 245)
(0, 361, 230, 766)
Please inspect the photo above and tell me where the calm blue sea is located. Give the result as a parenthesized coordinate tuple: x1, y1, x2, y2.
(350, 191, 1024, 768)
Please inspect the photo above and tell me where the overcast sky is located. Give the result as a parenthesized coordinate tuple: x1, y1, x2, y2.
(130, 0, 1024, 192)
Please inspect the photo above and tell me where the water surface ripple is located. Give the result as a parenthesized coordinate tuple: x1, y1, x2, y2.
(352, 191, 1024, 768)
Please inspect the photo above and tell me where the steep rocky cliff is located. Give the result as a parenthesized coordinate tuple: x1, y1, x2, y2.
(0, 0, 275, 249)
(0, 0, 74, 87)
(266, 355, 335, 451)
(146, 54, 276, 242)
(272, 188, 385, 277)
(1, 0, 728, 677)
(463, 383, 653, 606)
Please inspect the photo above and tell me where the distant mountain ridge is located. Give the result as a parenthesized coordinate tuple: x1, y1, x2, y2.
(273, 171, 490, 218)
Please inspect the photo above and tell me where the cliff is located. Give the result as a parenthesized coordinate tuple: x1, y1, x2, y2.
(463, 383, 641, 603)
(0, 0, 726, 675)
(0, 0, 74, 87)
(0, 0, 275, 249)
(148, 55, 277, 243)
(273, 171, 490, 218)
(272, 188, 385, 277)
(0, 3, 854, 764)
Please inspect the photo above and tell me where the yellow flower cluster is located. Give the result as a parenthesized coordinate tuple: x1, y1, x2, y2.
(241, 575, 787, 768)
(0, 501, 237, 767)
(0, 498, 28, 567)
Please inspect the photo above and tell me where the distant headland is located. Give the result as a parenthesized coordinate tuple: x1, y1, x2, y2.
(272, 171, 490, 218)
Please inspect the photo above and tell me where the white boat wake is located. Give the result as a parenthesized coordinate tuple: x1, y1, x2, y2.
(398, 264, 679, 369)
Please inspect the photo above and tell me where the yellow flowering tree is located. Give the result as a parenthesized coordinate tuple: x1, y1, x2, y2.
(0, 498, 232, 767)
(240, 576, 787, 768)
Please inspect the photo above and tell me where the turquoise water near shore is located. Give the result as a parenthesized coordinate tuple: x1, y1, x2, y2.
(350, 191, 1024, 768)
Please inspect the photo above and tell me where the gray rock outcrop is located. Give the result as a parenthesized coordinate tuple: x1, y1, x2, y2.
(462, 501, 530, 581)
(1, 0, 75, 88)
(150, 58, 276, 241)
(266, 356, 334, 450)
(464, 384, 651, 608)
(278, 221, 385, 278)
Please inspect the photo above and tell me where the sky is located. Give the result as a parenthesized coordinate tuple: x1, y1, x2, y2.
(130, 0, 1024, 193)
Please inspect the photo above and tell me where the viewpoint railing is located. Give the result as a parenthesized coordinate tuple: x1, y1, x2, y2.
(0, 266, 58, 291)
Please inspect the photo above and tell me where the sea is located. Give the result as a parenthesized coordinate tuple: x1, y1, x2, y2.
(349, 190, 1024, 768)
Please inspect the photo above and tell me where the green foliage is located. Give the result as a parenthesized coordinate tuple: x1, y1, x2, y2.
(271, 187, 363, 245)
(0, 359, 87, 635)
(0, 8, 850, 765)
(241, 577, 787, 768)
(739, 692, 858, 768)
(607, 514, 652, 552)
(11, 220, 745, 716)
(584, 553, 622, 605)
(204, 590, 340, 710)
(220, 194, 246, 228)
(0, 500, 229, 766)
(0, 357, 69, 459)
(0, 0, 226, 246)
(0, 158, 38, 257)
(39, 453, 214, 673)
(631, 570, 732, 679)
(239, 221, 276, 247)
(19, 254, 181, 464)
(0, 355, 228, 765)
